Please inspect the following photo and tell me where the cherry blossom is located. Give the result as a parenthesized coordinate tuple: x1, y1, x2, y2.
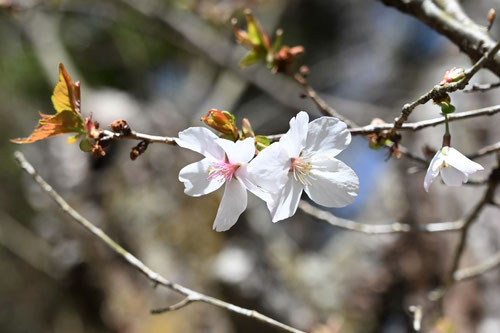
(176, 127, 260, 231)
(424, 146, 484, 192)
(248, 111, 359, 222)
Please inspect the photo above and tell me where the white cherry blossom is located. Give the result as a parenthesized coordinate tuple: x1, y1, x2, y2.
(424, 146, 484, 192)
(176, 127, 259, 231)
(248, 111, 359, 222)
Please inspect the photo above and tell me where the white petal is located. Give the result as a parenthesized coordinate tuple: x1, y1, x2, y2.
(440, 166, 468, 187)
(176, 127, 225, 160)
(304, 159, 359, 207)
(444, 147, 484, 174)
(213, 179, 248, 232)
(246, 142, 290, 192)
(424, 150, 445, 192)
(179, 158, 224, 196)
(270, 177, 304, 222)
(279, 111, 309, 158)
(304, 117, 350, 157)
(216, 137, 255, 164)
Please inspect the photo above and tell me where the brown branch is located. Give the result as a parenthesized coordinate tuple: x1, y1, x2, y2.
(151, 296, 195, 313)
(446, 165, 500, 284)
(388, 42, 500, 138)
(349, 105, 500, 135)
(298, 200, 464, 234)
(454, 250, 500, 282)
(463, 81, 500, 93)
(292, 73, 357, 128)
(14, 151, 305, 333)
(468, 141, 500, 160)
(379, 0, 500, 76)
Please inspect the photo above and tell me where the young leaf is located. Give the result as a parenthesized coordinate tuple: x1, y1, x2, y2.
(52, 63, 81, 114)
(11, 110, 84, 144)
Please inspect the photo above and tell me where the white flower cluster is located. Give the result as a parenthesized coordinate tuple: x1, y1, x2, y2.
(176, 111, 360, 231)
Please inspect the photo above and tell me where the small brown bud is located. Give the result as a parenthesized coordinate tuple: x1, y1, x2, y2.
(110, 120, 132, 135)
(488, 8, 496, 23)
(130, 140, 149, 160)
(299, 65, 310, 77)
(92, 144, 106, 157)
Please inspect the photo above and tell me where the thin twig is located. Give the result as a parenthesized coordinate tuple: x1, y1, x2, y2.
(292, 73, 357, 128)
(454, 250, 500, 282)
(446, 165, 500, 284)
(298, 200, 464, 234)
(408, 305, 423, 332)
(101, 129, 176, 145)
(14, 151, 305, 333)
(388, 42, 500, 137)
(468, 141, 500, 160)
(350, 105, 500, 135)
(463, 81, 500, 93)
(151, 296, 194, 313)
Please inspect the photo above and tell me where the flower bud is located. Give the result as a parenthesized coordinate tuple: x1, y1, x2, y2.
(439, 67, 465, 86)
(241, 118, 254, 138)
(201, 109, 239, 140)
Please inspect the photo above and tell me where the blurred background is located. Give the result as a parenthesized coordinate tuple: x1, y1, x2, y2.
(1, 0, 500, 332)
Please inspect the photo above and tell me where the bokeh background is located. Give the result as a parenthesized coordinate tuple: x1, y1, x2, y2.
(1, 0, 500, 332)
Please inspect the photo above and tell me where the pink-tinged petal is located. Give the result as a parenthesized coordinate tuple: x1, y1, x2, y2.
(424, 150, 445, 192)
(304, 117, 350, 157)
(213, 179, 248, 232)
(246, 142, 290, 193)
(444, 147, 484, 174)
(176, 127, 225, 160)
(279, 111, 309, 158)
(179, 158, 224, 196)
(270, 177, 304, 222)
(216, 137, 255, 164)
(304, 159, 359, 207)
(440, 166, 468, 187)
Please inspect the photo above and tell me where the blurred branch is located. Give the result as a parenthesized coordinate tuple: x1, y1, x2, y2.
(14, 151, 305, 333)
(447, 164, 500, 285)
(292, 73, 357, 127)
(454, 249, 500, 282)
(0, 213, 58, 279)
(408, 305, 423, 332)
(298, 200, 464, 234)
(388, 42, 500, 138)
(467, 141, 500, 160)
(349, 105, 500, 135)
(463, 81, 500, 93)
(379, 0, 500, 76)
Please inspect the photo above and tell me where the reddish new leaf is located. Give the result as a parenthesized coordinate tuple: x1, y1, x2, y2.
(11, 110, 84, 144)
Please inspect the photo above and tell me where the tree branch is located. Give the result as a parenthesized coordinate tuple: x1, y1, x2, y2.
(349, 105, 500, 135)
(292, 73, 358, 128)
(298, 200, 464, 234)
(379, 0, 500, 76)
(468, 141, 500, 160)
(454, 249, 500, 282)
(388, 42, 500, 138)
(463, 81, 500, 93)
(14, 151, 305, 333)
(446, 165, 500, 284)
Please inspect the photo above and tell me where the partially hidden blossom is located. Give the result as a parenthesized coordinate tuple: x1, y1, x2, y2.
(176, 127, 273, 231)
(248, 111, 360, 222)
(424, 146, 484, 192)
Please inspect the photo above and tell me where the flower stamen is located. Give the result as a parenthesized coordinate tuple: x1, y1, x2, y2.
(208, 161, 240, 183)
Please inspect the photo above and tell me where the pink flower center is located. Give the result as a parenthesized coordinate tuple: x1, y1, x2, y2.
(289, 156, 314, 186)
(208, 161, 240, 183)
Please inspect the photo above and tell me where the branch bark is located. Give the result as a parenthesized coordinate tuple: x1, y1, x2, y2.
(379, 0, 500, 76)
(14, 151, 305, 333)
